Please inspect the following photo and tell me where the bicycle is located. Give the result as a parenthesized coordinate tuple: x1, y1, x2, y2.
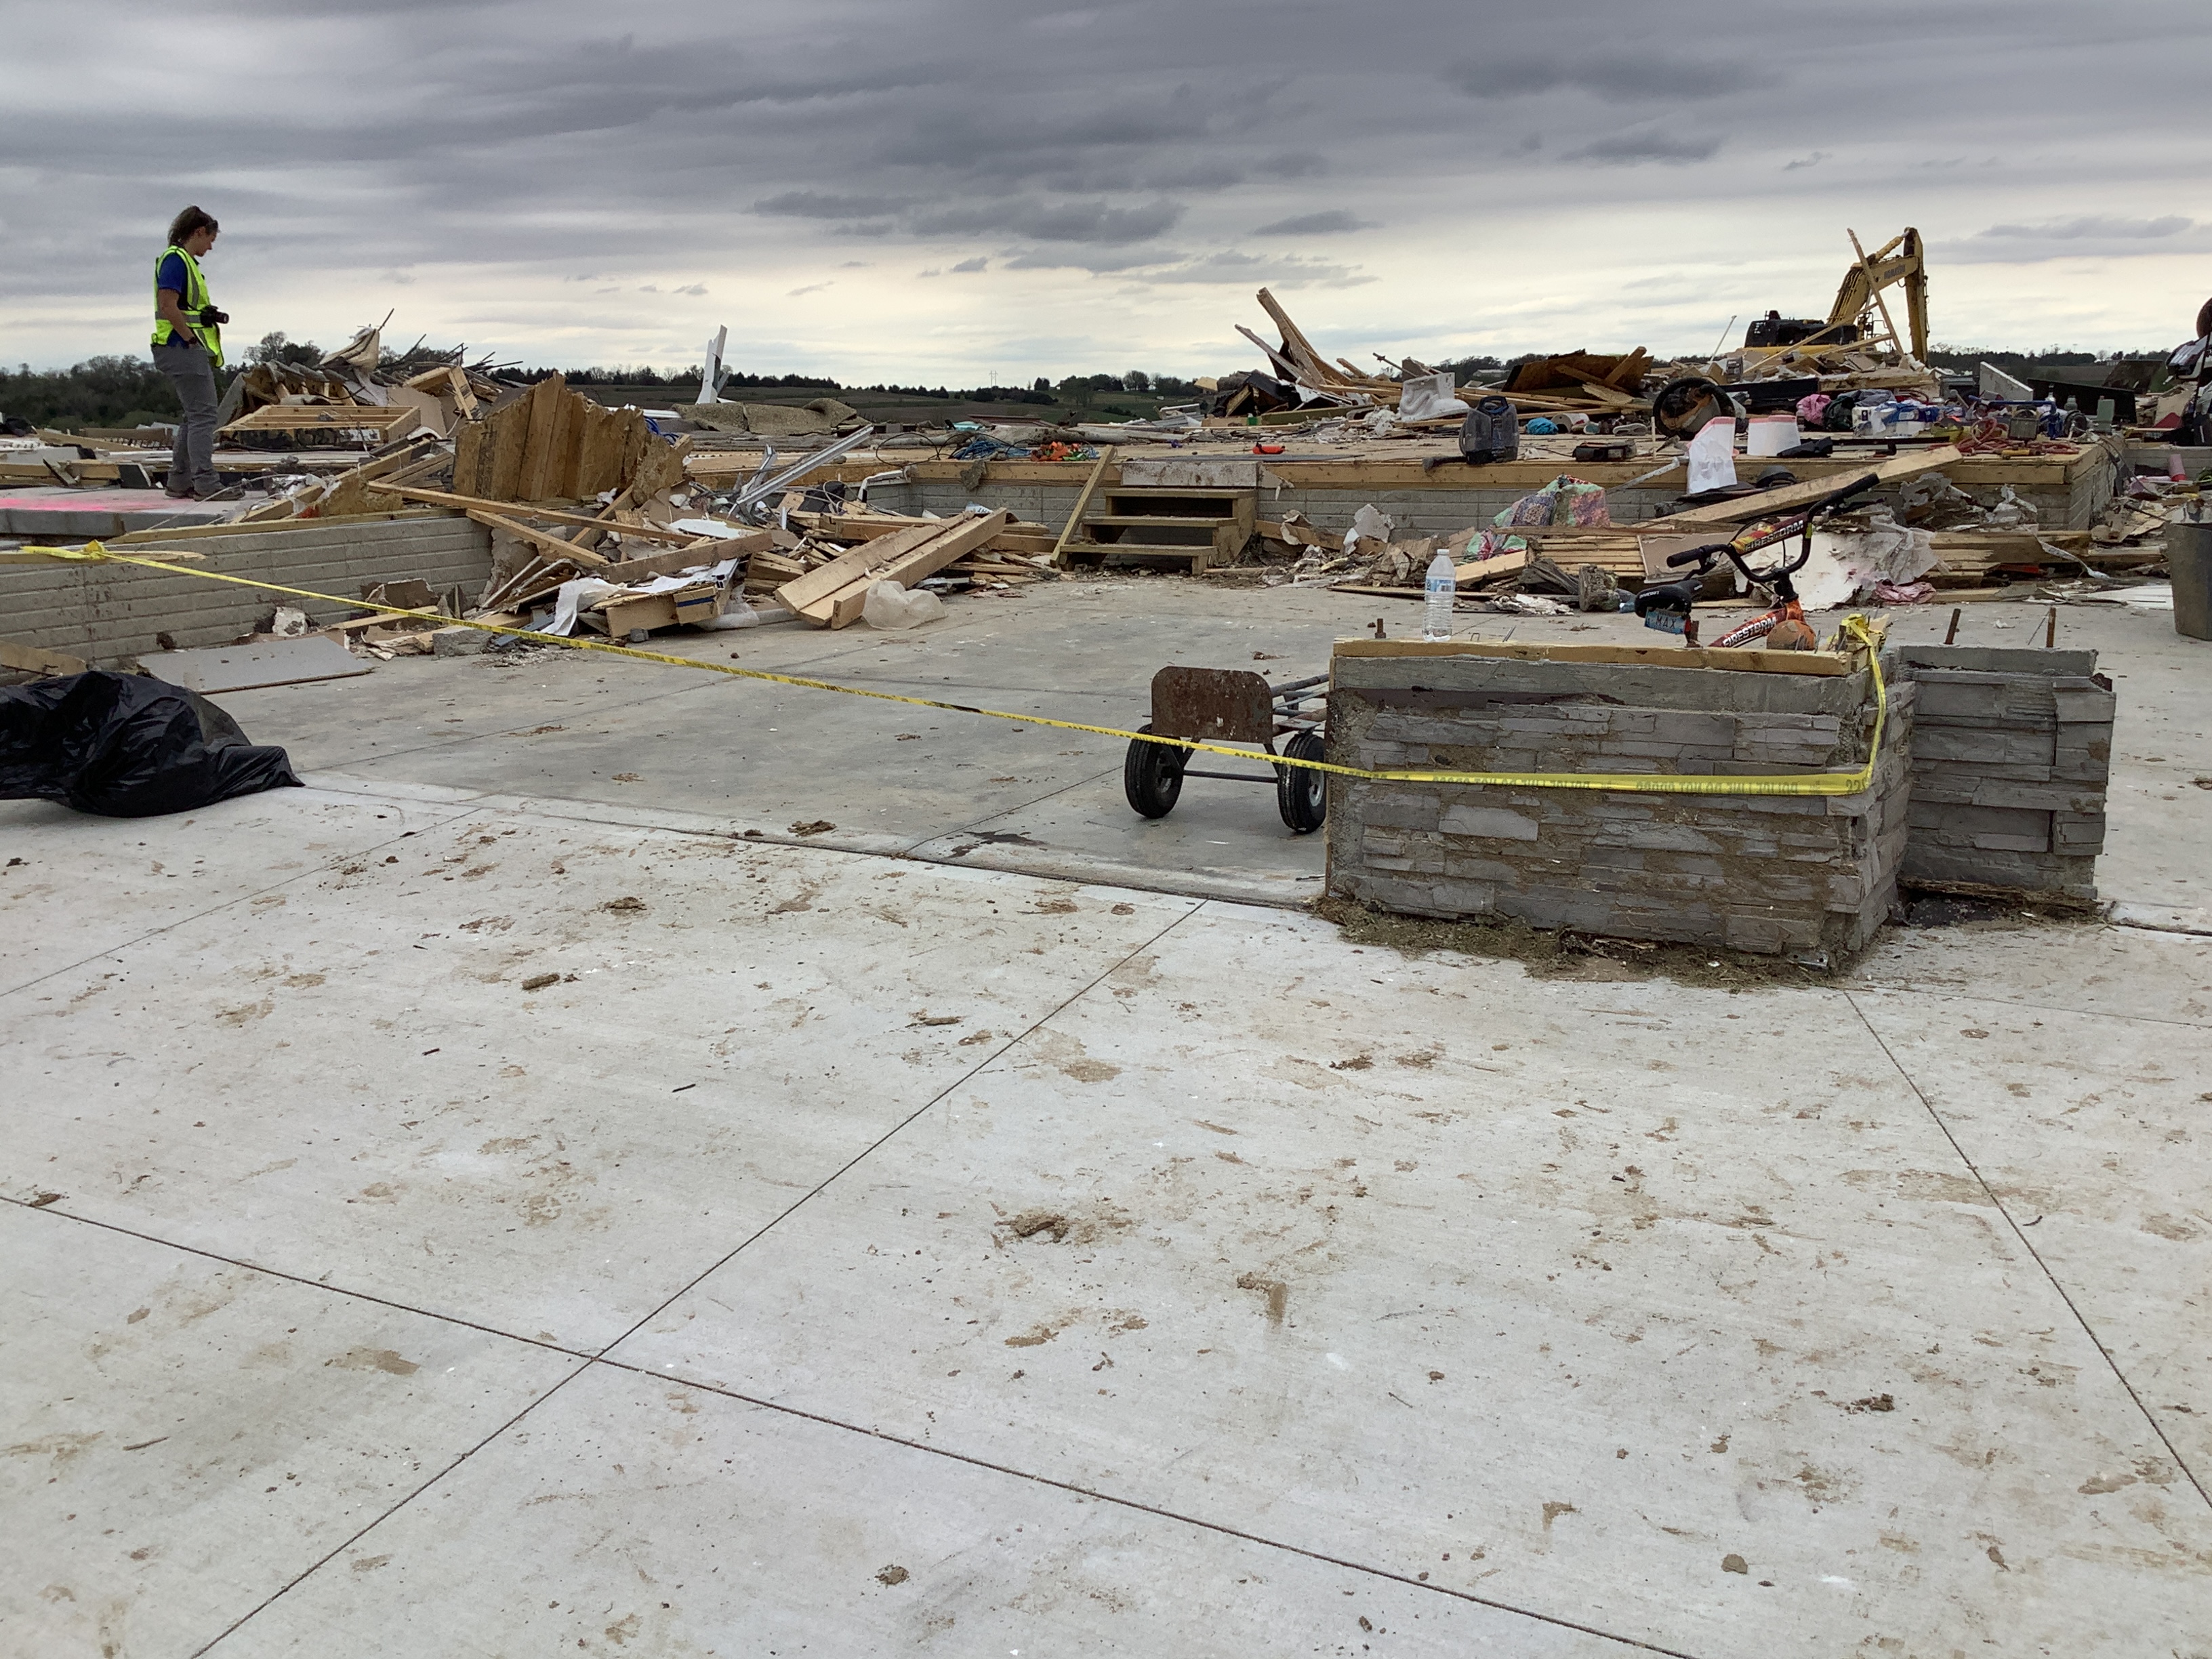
(1633, 473, 1881, 649)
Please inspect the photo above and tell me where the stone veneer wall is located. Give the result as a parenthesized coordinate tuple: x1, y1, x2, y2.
(1894, 645, 2111, 900)
(1324, 646, 1917, 967)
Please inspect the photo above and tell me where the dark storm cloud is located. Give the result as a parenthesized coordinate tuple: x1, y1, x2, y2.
(5, 0, 2208, 365)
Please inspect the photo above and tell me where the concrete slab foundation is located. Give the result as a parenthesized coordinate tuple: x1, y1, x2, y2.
(3, 781, 2207, 1654)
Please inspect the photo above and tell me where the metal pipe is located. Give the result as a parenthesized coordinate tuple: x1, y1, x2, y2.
(726, 426, 879, 519)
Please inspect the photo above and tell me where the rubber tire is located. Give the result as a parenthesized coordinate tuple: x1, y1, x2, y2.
(1651, 376, 1725, 440)
(1276, 731, 1326, 834)
(1124, 725, 1183, 819)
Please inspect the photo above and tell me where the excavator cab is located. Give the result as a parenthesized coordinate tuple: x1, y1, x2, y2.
(1742, 229, 1927, 365)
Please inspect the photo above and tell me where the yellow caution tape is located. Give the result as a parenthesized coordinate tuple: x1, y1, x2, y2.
(17, 544, 1887, 798)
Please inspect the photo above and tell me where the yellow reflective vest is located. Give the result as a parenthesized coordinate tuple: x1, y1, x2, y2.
(152, 245, 223, 367)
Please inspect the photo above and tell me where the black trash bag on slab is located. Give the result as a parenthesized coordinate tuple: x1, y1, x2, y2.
(0, 670, 301, 818)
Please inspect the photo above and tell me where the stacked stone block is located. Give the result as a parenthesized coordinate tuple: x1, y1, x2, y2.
(1894, 645, 2111, 900)
(1324, 649, 1917, 966)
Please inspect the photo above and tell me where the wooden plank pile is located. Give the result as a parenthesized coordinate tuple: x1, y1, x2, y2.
(1227, 289, 1656, 428)
(217, 329, 511, 443)
(1233, 287, 1403, 409)
(748, 506, 1061, 628)
(1498, 350, 1654, 417)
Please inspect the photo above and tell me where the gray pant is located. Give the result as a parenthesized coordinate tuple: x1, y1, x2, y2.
(153, 340, 220, 495)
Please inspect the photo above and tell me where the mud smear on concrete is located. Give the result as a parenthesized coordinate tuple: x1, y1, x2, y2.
(1896, 884, 2100, 929)
(1316, 892, 2091, 988)
(996, 1202, 1132, 1248)
(1235, 1271, 1290, 1323)
(325, 1347, 421, 1376)
(1315, 895, 1819, 989)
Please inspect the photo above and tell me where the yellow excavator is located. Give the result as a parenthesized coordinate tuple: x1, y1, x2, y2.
(1743, 228, 1928, 363)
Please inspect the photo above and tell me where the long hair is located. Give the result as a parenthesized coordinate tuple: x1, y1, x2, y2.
(167, 205, 219, 246)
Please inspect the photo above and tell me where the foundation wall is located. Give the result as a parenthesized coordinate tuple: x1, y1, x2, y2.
(0, 516, 493, 668)
(827, 446, 2118, 538)
(1323, 649, 1916, 966)
(1894, 644, 2112, 899)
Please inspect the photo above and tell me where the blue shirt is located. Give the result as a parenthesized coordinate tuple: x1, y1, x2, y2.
(157, 251, 190, 299)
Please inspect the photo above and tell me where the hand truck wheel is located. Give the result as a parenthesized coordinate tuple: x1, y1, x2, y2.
(1275, 731, 1326, 834)
(1124, 724, 1184, 819)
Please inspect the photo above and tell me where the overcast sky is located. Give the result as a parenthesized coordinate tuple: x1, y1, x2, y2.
(5, 0, 2207, 383)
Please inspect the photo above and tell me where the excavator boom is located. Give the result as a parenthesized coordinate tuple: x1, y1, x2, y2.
(1828, 228, 1927, 360)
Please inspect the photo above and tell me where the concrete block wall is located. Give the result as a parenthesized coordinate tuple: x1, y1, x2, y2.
(1324, 651, 1916, 966)
(0, 516, 493, 667)
(1894, 644, 2111, 899)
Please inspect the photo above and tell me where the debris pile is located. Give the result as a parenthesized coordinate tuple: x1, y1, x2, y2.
(216, 321, 514, 445)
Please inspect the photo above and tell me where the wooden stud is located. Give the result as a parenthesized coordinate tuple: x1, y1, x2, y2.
(467, 507, 611, 569)
(1052, 448, 1116, 566)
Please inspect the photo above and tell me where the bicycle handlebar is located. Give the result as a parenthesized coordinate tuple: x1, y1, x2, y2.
(1651, 471, 1884, 595)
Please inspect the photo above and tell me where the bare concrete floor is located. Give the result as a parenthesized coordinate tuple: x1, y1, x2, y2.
(207, 579, 2212, 918)
(5, 581, 2210, 1656)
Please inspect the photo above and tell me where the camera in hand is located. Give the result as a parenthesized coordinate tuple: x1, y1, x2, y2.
(198, 306, 230, 325)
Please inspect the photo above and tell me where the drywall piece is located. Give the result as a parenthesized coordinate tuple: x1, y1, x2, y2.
(141, 635, 370, 694)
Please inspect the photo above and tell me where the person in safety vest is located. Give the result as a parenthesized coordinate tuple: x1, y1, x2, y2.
(152, 206, 228, 500)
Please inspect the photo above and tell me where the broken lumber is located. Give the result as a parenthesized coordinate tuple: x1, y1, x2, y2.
(1, 640, 89, 677)
(781, 511, 1014, 628)
(1453, 548, 1530, 586)
(822, 511, 1016, 628)
(468, 508, 612, 570)
(391, 486, 712, 546)
(1639, 446, 1964, 531)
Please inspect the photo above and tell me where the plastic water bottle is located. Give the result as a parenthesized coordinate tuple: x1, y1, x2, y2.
(1422, 551, 1456, 641)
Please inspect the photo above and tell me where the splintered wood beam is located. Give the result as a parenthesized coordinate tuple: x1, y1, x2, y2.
(1235, 325, 1307, 384)
(466, 507, 612, 569)
(391, 487, 703, 545)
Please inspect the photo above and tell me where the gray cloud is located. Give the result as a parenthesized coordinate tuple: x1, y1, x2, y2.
(1978, 214, 2193, 241)
(1942, 213, 2209, 265)
(910, 197, 1185, 245)
(755, 192, 909, 220)
(1445, 50, 1740, 100)
(1, 0, 2203, 374)
(1560, 128, 1723, 166)
(1253, 210, 1375, 237)
(950, 255, 989, 273)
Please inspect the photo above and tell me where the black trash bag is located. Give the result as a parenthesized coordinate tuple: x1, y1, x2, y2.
(0, 670, 302, 818)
